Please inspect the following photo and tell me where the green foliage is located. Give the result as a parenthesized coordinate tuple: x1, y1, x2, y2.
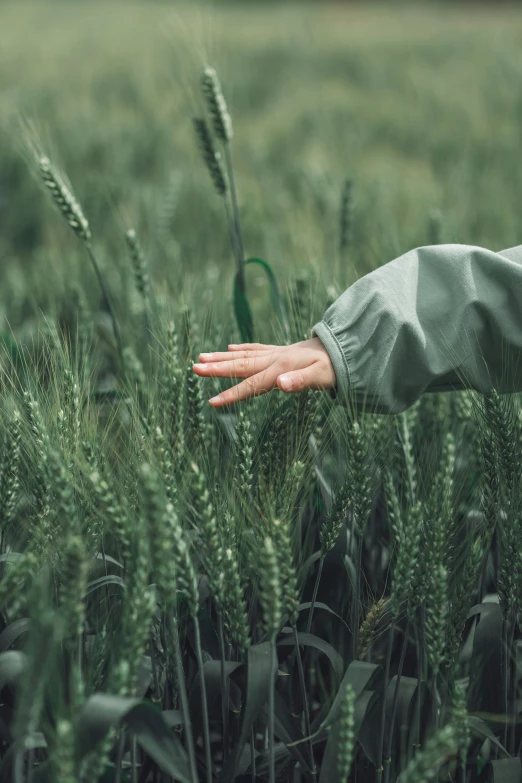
(1, 5, 522, 780)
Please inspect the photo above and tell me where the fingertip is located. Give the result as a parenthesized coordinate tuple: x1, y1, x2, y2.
(278, 374, 293, 392)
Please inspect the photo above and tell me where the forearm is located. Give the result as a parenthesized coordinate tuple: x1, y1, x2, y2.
(312, 243, 522, 415)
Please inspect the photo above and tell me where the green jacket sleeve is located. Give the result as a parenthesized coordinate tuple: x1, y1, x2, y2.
(311, 243, 522, 415)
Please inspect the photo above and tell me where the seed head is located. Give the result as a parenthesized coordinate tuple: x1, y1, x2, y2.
(193, 117, 227, 196)
(39, 156, 91, 244)
(125, 228, 150, 302)
(337, 682, 356, 781)
(259, 536, 283, 643)
(397, 723, 457, 783)
(201, 65, 233, 143)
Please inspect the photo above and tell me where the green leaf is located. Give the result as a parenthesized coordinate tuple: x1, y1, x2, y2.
(0, 619, 30, 652)
(233, 257, 291, 345)
(277, 632, 344, 683)
(85, 575, 125, 596)
(233, 272, 254, 343)
(245, 257, 290, 341)
(161, 710, 184, 728)
(296, 602, 350, 630)
(313, 660, 383, 734)
(0, 553, 25, 564)
(75, 694, 191, 783)
(479, 757, 522, 782)
(95, 552, 124, 570)
(220, 642, 276, 783)
(188, 659, 243, 741)
(467, 602, 504, 717)
(468, 716, 510, 759)
(387, 676, 419, 754)
(260, 689, 313, 773)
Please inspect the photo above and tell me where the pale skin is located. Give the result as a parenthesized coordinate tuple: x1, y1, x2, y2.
(192, 336, 337, 407)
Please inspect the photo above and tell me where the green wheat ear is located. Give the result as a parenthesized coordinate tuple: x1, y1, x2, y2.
(125, 228, 151, 305)
(193, 117, 227, 196)
(39, 156, 91, 244)
(259, 535, 283, 643)
(397, 723, 458, 783)
(52, 719, 76, 783)
(337, 681, 356, 781)
(201, 65, 233, 143)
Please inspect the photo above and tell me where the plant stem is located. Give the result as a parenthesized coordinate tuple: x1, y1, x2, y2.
(432, 672, 439, 731)
(251, 727, 256, 782)
(306, 556, 324, 634)
(194, 617, 213, 783)
(292, 624, 315, 775)
(14, 749, 23, 783)
(170, 614, 198, 783)
(131, 734, 138, 783)
(413, 624, 422, 760)
(268, 642, 277, 783)
(218, 612, 230, 763)
(27, 747, 35, 783)
(509, 604, 518, 755)
(384, 619, 410, 783)
(114, 732, 126, 783)
(150, 635, 160, 702)
(503, 608, 510, 750)
(85, 244, 126, 381)
(224, 199, 244, 288)
(376, 621, 395, 783)
(352, 521, 363, 662)
(224, 145, 246, 294)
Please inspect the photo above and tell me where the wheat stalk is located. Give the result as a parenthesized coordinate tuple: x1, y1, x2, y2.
(39, 155, 126, 378)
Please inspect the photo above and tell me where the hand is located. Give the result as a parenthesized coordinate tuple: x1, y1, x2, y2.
(192, 337, 337, 407)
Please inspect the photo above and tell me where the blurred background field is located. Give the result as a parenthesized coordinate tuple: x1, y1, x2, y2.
(1, 0, 522, 332)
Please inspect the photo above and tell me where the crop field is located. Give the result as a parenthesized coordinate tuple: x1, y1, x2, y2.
(2, 1, 522, 781)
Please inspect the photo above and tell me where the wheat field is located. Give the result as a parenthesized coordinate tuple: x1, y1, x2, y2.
(1, 2, 522, 782)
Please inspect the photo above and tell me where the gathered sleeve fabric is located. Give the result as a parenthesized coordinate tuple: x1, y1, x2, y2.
(311, 243, 522, 415)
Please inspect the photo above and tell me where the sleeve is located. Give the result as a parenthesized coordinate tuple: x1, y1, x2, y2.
(311, 243, 522, 416)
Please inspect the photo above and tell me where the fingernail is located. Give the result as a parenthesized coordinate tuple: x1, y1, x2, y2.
(228, 344, 238, 348)
(193, 363, 205, 370)
(279, 375, 293, 391)
(200, 353, 212, 359)
(209, 395, 223, 404)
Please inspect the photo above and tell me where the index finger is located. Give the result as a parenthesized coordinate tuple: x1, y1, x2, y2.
(199, 348, 276, 362)
(208, 365, 279, 407)
(228, 343, 279, 350)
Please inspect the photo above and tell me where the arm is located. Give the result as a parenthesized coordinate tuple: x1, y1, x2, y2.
(312, 243, 522, 415)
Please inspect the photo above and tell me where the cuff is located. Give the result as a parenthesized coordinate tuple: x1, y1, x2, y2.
(312, 319, 353, 406)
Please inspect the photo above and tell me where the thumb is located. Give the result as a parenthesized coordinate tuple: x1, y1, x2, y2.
(277, 365, 320, 393)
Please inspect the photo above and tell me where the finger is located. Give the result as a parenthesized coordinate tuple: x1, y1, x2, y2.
(228, 343, 279, 350)
(277, 363, 329, 393)
(193, 355, 273, 378)
(208, 366, 279, 407)
(198, 348, 276, 363)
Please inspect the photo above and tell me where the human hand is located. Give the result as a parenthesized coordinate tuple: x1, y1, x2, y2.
(192, 337, 337, 407)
